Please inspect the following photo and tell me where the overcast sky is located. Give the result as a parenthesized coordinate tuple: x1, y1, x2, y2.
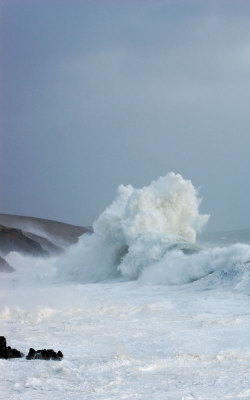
(1, 0, 250, 231)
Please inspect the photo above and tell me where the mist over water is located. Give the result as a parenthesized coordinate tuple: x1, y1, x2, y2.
(55, 172, 250, 290)
(2, 0, 250, 395)
(4, 172, 250, 293)
(57, 172, 209, 282)
(2, 173, 250, 400)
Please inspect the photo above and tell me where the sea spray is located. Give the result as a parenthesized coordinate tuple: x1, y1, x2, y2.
(4, 172, 250, 289)
(139, 242, 250, 286)
(57, 172, 210, 281)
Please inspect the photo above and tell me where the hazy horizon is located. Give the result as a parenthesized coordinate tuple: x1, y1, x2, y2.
(1, 0, 250, 231)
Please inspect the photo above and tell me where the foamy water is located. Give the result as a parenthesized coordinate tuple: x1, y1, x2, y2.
(1, 173, 250, 399)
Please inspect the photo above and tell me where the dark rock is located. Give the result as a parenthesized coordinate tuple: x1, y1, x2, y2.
(26, 347, 63, 361)
(0, 336, 23, 359)
(0, 337, 63, 361)
(0, 256, 15, 273)
(1, 346, 23, 359)
(0, 214, 92, 245)
(23, 231, 64, 255)
(0, 224, 48, 257)
(26, 347, 36, 358)
(0, 214, 93, 261)
(0, 336, 6, 349)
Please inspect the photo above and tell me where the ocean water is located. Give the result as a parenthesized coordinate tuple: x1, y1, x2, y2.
(1, 173, 250, 400)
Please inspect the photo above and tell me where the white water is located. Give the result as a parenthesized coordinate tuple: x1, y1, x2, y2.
(1, 173, 250, 399)
(57, 172, 210, 282)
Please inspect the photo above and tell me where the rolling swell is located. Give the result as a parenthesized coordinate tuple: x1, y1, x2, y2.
(139, 242, 250, 287)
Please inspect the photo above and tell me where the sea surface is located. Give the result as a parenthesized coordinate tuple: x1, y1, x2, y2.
(1, 173, 250, 399)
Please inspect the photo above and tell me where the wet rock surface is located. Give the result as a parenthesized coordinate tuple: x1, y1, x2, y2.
(26, 348, 63, 361)
(0, 337, 63, 361)
(0, 224, 47, 257)
(0, 336, 23, 359)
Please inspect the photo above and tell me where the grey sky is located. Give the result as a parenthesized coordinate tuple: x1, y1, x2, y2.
(1, 0, 250, 230)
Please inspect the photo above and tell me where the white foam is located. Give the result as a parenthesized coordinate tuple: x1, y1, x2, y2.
(57, 172, 209, 282)
(1, 174, 250, 399)
(139, 243, 250, 286)
(3, 173, 250, 292)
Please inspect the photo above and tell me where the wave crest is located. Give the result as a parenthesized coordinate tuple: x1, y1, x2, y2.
(58, 172, 209, 282)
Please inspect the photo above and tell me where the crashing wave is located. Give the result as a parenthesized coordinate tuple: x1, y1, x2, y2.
(4, 172, 250, 292)
(58, 172, 209, 282)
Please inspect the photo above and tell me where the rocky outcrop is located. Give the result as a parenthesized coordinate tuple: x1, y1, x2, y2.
(23, 231, 63, 255)
(0, 336, 23, 359)
(0, 256, 15, 272)
(26, 348, 63, 361)
(0, 225, 48, 257)
(0, 214, 93, 272)
(0, 337, 63, 361)
(0, 214, 92, 245)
